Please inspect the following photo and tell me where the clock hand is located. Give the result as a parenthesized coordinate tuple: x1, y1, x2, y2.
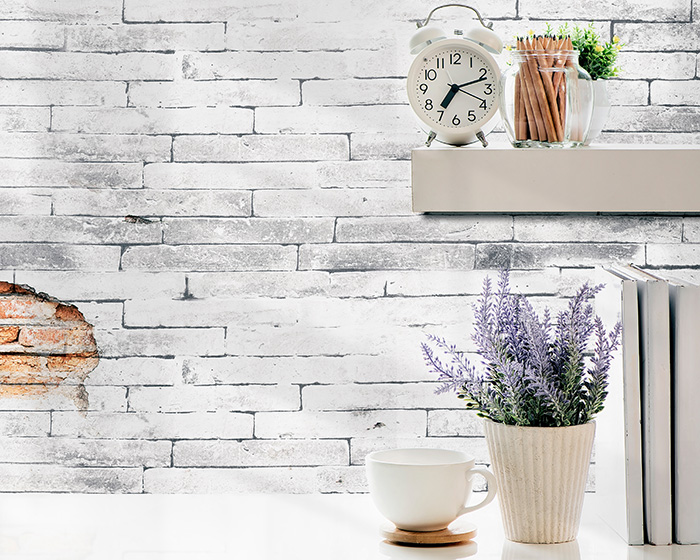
(455, 76, 488, 88)
(440, 83, 460, 109)
(458, 88, 485, 103)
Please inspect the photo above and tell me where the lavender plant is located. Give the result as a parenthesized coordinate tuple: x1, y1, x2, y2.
(422, 270, 621, 427)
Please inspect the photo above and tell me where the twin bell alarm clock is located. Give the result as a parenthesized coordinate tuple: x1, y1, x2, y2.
(406, 4, 504, 147)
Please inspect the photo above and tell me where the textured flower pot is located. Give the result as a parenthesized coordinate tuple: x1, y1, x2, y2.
(484, 418, 595, 544)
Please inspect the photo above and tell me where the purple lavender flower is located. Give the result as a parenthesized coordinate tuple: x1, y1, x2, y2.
(422, 270, 621, 427)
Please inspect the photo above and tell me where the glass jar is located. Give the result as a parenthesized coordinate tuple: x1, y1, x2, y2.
(499, 50, 594, 148)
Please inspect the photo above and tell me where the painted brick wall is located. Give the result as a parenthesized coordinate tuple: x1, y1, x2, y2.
(0, 0, 697, 493)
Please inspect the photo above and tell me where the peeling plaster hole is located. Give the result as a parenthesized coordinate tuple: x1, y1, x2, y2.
(0, 282, 99, 412)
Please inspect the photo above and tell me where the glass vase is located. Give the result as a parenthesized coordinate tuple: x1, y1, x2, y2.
(499, 49, 594, 148)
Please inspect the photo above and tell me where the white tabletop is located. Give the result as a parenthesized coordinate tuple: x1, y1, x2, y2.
(0, 493, 697, 559)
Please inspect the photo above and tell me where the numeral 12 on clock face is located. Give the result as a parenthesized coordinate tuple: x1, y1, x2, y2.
(415, 48, 497, 128)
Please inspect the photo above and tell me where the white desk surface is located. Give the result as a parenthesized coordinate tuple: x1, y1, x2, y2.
(0, 493, 697, 559)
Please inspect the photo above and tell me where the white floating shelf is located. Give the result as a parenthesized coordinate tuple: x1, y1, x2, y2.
(411, 144, 700, 213)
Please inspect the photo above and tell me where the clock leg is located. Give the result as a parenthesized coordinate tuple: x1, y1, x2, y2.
(425, 131, 437, 147)
(476, 130, 488, 147)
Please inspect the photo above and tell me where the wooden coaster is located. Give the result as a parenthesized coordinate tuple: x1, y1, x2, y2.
(381, 522, 477, 546)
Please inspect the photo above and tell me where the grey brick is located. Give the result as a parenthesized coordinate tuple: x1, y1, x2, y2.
(683, 218, 700, 242)
(0, 465, 142, 493)
(0, 133, 171, 162)
(53, 107, 253, 135)
(173, 135, 348, 162)
(124, 296, 478, 329)
(186, 271, 330, 298)
(0, 244, 121, 270)
(254, 188, 411, 217)
(52, 411, 253, 439)
(143, 466, 321, 493)
(597, 132, 700, 145)
(336, 216, 512, 242)
(179, 51, 397, 81)
(0, 385, 125, 412)
(607, 106, 700, 132)
(606, 80, 649, 106)
(303, 382, 462, 411)
(0, 190, 51, 215)
(3, 0, 122, 21)
(128, 385, 300, 413)
(0, 21, 64, 49)
(428, 410, 485, 437)
(255, 410, 427, 439)
(0, 412, 50, 436)
(328, 271, 392, 297)
(125, 0, 515, 24)
(383, 269, 561, 297)
(510, 243, 645, 268)
(0, 438, 171, 467)
(182, 355, 428, 385)
(0, 159, 141, 188)
(646, 243, 700, 266)
(226, 20, 400, 52)
(163, 218, 334, 245)
(129, 80, 300, 108)
(651, 80, 700, 105)
(299, 243, 475, 271)
(514, 216, 682, 243)
(95, 327, 226, 357)
(0, 217, 162, 244)
(53, 189, 251, 218)
(86, 357, 181, 386)
(0, 52, 177, 81)
(224, 325, 426, 357)
(256, 105, 413, 134)
(618, 52, 696, 79)
(173, 439, 348, 467)
(145, 161, 408, 190)
(350, 133, 421, 161)
(0, 107, 49, 132)
(615, 23, 700, 51)
(352, 436, 490, 465)
(303, 78, 407, 106)
(121, 245, 298, 272)
(66, 23, 226, 52)
(519, 0, 689, 22)
(0, 80, 126, 106)
(14, 271, 185, 301)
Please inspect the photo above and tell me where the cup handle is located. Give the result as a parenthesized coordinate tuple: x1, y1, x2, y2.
(457, 466, 498, 516)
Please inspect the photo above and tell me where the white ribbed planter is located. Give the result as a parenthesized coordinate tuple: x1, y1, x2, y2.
(484, 419, 595, 544)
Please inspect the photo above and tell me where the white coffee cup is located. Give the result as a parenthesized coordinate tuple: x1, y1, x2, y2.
(366, 448, 498, 532)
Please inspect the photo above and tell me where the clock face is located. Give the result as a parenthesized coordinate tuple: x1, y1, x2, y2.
(408, 41, 500, 139)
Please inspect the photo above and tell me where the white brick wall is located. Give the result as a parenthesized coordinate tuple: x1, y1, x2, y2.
(0, 0, 697, 493)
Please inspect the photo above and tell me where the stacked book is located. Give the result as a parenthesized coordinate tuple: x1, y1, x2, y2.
(595, 264, 700, 546)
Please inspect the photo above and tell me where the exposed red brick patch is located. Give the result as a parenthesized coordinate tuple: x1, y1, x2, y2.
(0, 283, 98, 411)
(0, 326, 19, 344)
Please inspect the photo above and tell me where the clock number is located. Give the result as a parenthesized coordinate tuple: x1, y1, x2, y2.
(467, 110, 476, 122)
(424, 69, 437, 81)
(450, 53, 461, 65)
(479, 67, 487, 80)
(452, 114, 461, 126)
(469, 56, 473, 68)
(437, 110, 444, 122)
(419, 83, 428, 94)
(424, 99, 433, 111)
(479, 99, 487, 109)
(436, 58, 445, 69)
(484, 83, 493, 95)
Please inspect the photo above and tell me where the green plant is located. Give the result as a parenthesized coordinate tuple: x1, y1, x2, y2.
(546, 22, 622, 80)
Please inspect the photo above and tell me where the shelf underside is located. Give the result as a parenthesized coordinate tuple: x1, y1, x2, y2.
(411, 145, 700, 213)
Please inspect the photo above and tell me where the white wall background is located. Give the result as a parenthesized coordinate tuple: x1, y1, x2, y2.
(0, 0, 698, 492)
